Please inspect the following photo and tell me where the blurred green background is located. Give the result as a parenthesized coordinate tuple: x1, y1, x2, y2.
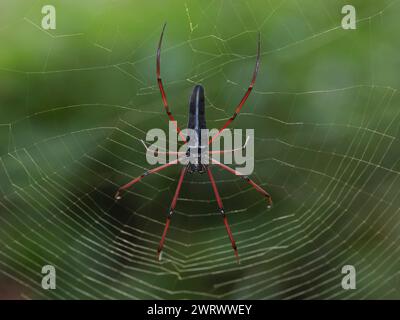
(0, 0, 400, 299)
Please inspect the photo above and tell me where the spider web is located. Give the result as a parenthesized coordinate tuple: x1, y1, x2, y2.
(1, 0, 400, 299)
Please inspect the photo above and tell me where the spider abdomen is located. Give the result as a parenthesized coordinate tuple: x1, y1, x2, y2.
(188, 84, 206, 133)
(187, 85, 207, 171)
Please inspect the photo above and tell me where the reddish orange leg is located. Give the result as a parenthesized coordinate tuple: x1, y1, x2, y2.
(209, 33, 261, 145)
(209, 157, 272, 208)
(115, 159, 179, 200)
(157, 23, 187, 143)
(206, 166, 240, 264)
(157, 166, 187, 261)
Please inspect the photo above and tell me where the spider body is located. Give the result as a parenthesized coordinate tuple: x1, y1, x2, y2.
(115, 23, 272, 263)
(187, 84, 207, 173)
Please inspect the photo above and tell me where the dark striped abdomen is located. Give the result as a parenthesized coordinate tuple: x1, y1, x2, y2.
(188, 84, 206, 133)
(187, 85, 206, 172)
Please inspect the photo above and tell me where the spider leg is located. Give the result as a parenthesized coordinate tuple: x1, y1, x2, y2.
(209, 33, 261, 145)
(115, 159, 179, 200)
(157, 23, 187, 142)
(157, 166, 187, 260)
(206, 166, 240, 264)
(209, 157, 272, 208)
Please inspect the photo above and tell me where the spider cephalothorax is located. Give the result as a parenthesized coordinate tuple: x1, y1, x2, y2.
(115, 23, 272, 263)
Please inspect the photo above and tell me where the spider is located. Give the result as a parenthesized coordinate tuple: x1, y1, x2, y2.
(115, 23, 272, 263)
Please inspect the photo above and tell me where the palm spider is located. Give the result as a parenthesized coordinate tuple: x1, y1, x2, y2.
(115, 24, 272, 263)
